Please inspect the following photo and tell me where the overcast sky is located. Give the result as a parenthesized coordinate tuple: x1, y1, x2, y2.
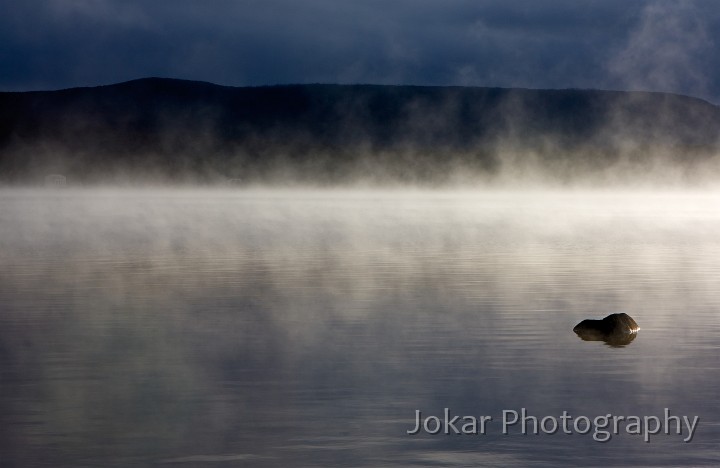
(1, 0, 719, 102)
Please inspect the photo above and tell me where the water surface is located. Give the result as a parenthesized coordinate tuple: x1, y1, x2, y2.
(1, 189, 719, 466)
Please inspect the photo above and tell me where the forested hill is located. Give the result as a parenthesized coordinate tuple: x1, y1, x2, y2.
(1, 77, 719, 184)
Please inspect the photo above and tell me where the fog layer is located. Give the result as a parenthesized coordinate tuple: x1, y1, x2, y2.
(1, 79, 719, 187)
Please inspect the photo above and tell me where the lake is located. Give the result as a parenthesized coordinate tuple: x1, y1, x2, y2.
(1, 188, 720, 467)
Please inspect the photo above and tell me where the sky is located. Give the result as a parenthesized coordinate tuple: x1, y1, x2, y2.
(1, 0, 719, 103)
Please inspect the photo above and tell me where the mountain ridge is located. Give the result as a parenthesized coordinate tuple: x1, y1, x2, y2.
(10, 77, 718, 108)
(1, 77, 719, 184)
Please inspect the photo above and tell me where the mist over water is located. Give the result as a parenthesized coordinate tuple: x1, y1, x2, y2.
(4, 80, 720, 188)
(2, 188, 720, 466)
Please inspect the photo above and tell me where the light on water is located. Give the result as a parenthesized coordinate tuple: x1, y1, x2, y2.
(2, 188, 720, 466)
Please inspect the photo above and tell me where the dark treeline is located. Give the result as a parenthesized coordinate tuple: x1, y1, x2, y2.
(1, 77, 719, 184)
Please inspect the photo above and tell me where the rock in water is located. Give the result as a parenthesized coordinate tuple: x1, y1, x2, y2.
(573, 313, 639, 346)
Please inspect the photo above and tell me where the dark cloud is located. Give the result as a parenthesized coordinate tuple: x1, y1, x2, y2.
(1, 0, 719, 102)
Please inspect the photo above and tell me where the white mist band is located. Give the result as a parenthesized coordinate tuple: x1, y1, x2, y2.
(407, 408, 699, 443)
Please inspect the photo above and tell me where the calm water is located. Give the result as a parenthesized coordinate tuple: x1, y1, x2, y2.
(1, 189, 720, 467)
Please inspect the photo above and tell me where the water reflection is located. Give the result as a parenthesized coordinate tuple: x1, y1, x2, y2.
(573, 326, 638, 347)
(1, 189, 720, 467)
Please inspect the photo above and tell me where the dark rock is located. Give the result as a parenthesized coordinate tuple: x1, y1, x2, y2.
(573, 313, 639, 347)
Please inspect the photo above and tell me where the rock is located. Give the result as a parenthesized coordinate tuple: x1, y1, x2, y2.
(573, 313, 639, 346)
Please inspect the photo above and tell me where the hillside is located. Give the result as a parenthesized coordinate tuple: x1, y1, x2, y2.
(1, 78, 719, 184)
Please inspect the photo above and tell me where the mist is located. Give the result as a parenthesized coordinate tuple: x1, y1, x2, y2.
(1, 79, 720, 189)
(5, 1, 720, 466)
(2, 188, 720, 466)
